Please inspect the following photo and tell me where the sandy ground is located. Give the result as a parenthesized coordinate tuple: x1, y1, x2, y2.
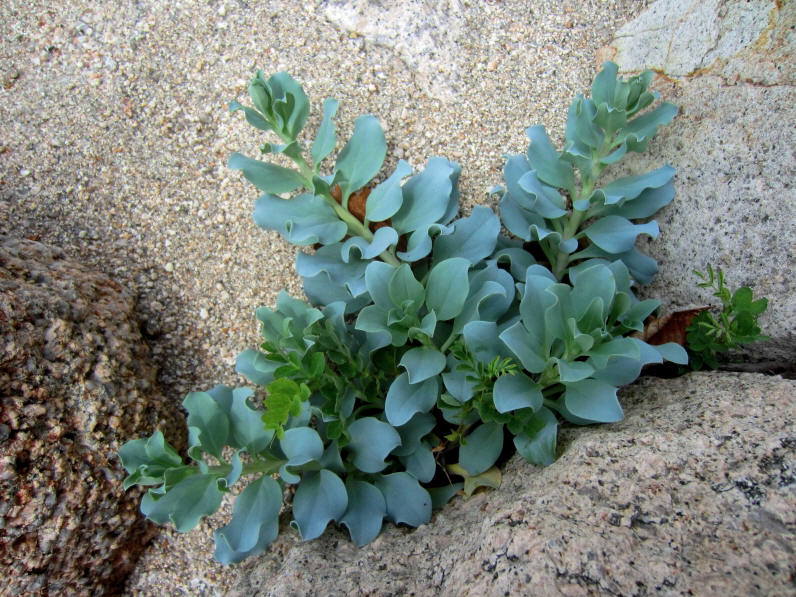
(0, 1, 652, 593)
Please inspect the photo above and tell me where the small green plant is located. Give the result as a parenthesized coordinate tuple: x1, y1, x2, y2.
(686, 265, 769, 369)
(120, 63, 693, 563)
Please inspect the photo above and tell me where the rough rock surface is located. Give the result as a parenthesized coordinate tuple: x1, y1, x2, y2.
(0, 237, 180, 596)
(603, 0, 795, 367)
(323, 0, 466, 100)
(229, 372, 795, 596)
(609, 0, 793, 85)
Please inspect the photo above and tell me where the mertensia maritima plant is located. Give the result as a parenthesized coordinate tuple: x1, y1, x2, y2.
(119, 62, 692, 564)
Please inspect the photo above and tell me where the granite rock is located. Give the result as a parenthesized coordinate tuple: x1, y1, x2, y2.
(0, 237, 181, 596)
(605, 0, 795, 367)
(608, 0, 793, 85)
(229, 372, 794, 597)
(323, 0, 466, 100)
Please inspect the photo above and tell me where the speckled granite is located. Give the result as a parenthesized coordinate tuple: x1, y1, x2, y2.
(0, 237, 181, 596)
(229, 372, 794, 597)
(602, 0, 796, 368)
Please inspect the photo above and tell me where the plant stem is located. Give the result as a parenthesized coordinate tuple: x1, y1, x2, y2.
(439, 328, 459, 353)
(208, 458, 286, 478)
(289, 147, 401, 267)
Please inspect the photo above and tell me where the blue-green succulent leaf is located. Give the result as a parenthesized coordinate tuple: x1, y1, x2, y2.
(591, 61, 618, 106)
(425, 257, 470, 320)
(391, 157, 457, 234)
(499, 321, 548, 374)
(520, 273, 558, 351)
(651, 341, 689, 365)
(619, 299, 661, 331)
(183, 391, 229, 460)
(247, 71, 274, 119)
(291, 470, 348, 540)
(490, 246, 536, 282)
(442, 363, 476, 403)
(341, 481, 386, 547)
(582, 216, 659, 254)
(555, 359, 595, 383)
(409, 311, 437, 340)
(301, 271, 371, 314)
(393, 412, 437, 457)
(311, 98, 339, 168)
(459, 422, 504, 476)
(119, 430, 180, 474)
(499, 194, 559, 244)
(602, 181, 674, 220)
(589, 338, 661, 386)
(513, 406, 558, 466)
(375, 472, 432, 527)
(569, 244, 658, 286)
(588, 165, 674, 210)
(341, 226, 399, 260)
(385, 373, 440, 427)
(432, 206, 501, 265)
(571, 263, 616, 321)
(516, 171, 568, 219)
(346, 417, 401, 473)
(400, 346, 447, 384)
(493, 372, 542, 413)
(295, 243, 369, 298)
(140, 474, 224, 532)
(617, 103, 677, 149)
(363, 261, 396, 309)
(333, 115, 386, 202)
(213, 475, 281, 564)
(388, 264, 424, 308)
(253, 193, 347, 246)
(120, 431, 183, 489)
(462, 320, 513, 365)
(227, 388, 274, 454)
(399, 440, 436, 483)
(525, 125, 574, 190)
(235, 349, 280, 387)
(280, 427, 324, 467)
(366, 160, 413, 222)
(319, 441, 346, 474)
(429, 483, 463, 510)
(228, 152, 305, 194)
(568, 95, 604, 149)
(267, 72, 310, 138)
(561, 379, 623, 423)
(229, 100, 271, 131)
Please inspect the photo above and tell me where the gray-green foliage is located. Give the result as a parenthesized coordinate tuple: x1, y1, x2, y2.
(120, 63, 687, 563)
(494, 62, 677, 283)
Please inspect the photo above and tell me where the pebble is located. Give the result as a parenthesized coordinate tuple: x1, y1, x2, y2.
(163, 262, 174, 272)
